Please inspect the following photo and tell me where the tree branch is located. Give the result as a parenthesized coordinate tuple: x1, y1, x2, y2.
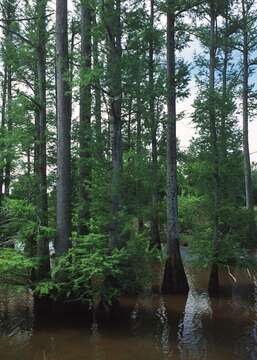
(0, 24, 34, 46)
(0, 12, 54, 22)
(175, 0, 206, 17)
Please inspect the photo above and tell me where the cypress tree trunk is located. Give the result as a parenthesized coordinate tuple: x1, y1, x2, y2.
(3, 0, 16, 197)
(221, 1, 228, 161)
(127, 98, 132, 151)
(4, 56, 12, 196)
(162, 3, 189, 294)
(241, 0, 256, 245)
(208, 1, 220, 296)
(78, 1, 92, 236)
(106, 0, 123, 248)
(135, 81, 144, 232)
(93, 13, 102, 159)
(34, 104, 40, 175)
(149, 0, 161, 250)
(0, 67, 7, 206)
(56, 0, 72, 256)
(35, 0, 50, 277)
(220, 1, 229, 204)
(27, 149, 31, 178)
(70, 18, 76, 88)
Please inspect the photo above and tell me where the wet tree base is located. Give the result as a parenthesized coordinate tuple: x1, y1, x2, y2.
(208, 263, 220, 297)
(162, 256, 189, 294)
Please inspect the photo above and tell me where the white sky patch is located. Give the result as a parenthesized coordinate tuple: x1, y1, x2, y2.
(179, 40, 257, 163)
(177, 79, 197, 151)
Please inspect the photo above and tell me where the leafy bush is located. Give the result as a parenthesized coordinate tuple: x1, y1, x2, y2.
(35, 233, 163, 305)
(0, 249, 35, 285)
(179, 194, 208, 234)
(0, 198, 55, 259)
(118, 234, 163, 294)
(188, 226, 214, 268)
(219, 205, 256, 248)
(35, 234, 126, 305)
(188, 205, 257, 269)
(0, 198, 37, 246)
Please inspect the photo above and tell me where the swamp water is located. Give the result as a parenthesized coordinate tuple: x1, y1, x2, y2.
(0, 266, 256, 360)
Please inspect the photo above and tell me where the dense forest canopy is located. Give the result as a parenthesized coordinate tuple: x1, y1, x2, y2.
(0, 0, 256, 303)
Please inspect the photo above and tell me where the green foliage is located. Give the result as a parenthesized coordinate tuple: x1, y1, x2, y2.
(179, 194, 208, 233)
(0, 0, 256, 301)
(0, 198, 55, 262)
(188, 205, 257, 269)
(35, 232, 163, 305)
(0, 249, 34, 285)
(0, 198, 37, 246)
(35, 234, 125, 305)
(118, 233, 163, 294)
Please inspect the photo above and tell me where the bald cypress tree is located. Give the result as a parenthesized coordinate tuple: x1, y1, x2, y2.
(35, 0, 50, 276)
(55, 0, 72, 256)
(162, 0, 189, 294)
(208, 0, 220, 296)
(78, 0, 92, 236)
(105, 0, 123, 248)
(149, 0, 161, 250)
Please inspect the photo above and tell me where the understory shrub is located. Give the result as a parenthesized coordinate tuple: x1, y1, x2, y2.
(35, 233, 163, 305)
(0, 249, 35, 285)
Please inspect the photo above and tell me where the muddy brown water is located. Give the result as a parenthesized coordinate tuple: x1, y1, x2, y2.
(0, 265, 256, 360)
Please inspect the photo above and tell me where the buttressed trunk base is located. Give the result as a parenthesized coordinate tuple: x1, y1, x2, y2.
(208, 263, 219, 297)
(162, 243, 189, 294)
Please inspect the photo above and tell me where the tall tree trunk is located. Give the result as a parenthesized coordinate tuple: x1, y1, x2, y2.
(55, 0, 72, 256)
(221, 1, 228, 161)
(4, 59, 12, 196)
(135, 81, 144, 232)
(162, 3, 189, 294)
(0, 67, 7, 206)
(3, 1, 16, 197)
(127, 98, 132, 152)
(35, 0, 50, 277)
(149, 0, 161, 249)
(220, 2, 229, 203)
(70, 18, 76, 88)
(3, 2, 15, 197)
(34, 104, 40, 175)
(106, 0, 123, 248)
(93, 27, 102, 159)
(78, 1, 92, 236)
(242, 0, 254, 211)
(208, 2, 220, 296)
(241, 0, 256, 245)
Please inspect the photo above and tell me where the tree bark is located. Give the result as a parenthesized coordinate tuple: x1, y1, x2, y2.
(149, 0, 161, 250)
(0, 67, 7, 206)
(105, 0, 123, 248)
(242, 0, 254, 211)
(3, 1, 16, 197)
(241, 0, 256, 245)
(221, 1, 228, 161)
(135, 81, 144, 232)
(93, 34, 102, 159)
(208, 1, 220, 296)
(35, 0, 50, 277)
(4, 56, 12, 197)
(162, 3, 189, 294)
(78, 1, 92, 236)
(55, 0, 72, 256)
